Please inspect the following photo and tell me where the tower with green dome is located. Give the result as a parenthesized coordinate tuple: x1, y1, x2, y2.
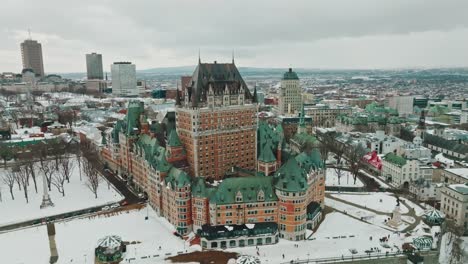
(278, 68, 302, 115)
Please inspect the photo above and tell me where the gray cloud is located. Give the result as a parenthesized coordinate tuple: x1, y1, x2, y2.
(1, 0, 467, 72)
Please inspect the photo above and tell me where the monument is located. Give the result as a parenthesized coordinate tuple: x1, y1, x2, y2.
(387, 196, 402, 229)
(40, 173, 54, 209)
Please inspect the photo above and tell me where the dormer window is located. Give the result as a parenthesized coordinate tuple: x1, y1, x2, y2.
(257, 190, 265, 201)
(235, 191, 243, 202)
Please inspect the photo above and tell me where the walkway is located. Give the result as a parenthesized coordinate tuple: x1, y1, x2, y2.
(325, 193, 423, 233)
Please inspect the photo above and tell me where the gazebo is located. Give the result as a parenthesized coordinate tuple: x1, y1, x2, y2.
(413, 236, 433, 250)
(95, 235, 126, 264)
(422, 209, 445, 226)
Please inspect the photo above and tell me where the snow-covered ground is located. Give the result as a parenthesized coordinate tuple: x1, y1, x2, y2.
(330, 193, 409, 214)
(325, 168, 364, 187)
(439, 233, 468, 264)
(0, 207, 196, 264)
(326, 197, 409, 231)
(0, 159, 123, 226)
(235, 212, 412, 263)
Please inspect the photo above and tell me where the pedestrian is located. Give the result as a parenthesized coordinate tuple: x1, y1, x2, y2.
(282, 254, 285, 259)
(158, 246, 161, 250)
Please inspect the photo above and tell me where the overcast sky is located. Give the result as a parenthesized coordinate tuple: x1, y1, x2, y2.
(1, 0, 468, 73)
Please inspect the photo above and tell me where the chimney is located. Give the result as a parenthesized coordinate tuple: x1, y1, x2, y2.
(289, 68, 292, 72)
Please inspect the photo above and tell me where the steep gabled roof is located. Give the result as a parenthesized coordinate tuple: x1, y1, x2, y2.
(167, 129, 182, 147)
(295, 149, 323, 171)
(165, 167, 190, 189)
(258, 140, 277, 163)
(274, 157, 308, 192)
(210, 176, 277, 205)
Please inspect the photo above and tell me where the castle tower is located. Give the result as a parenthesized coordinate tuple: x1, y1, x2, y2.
(166, 129, 186, 163)
(257, 140, 278, 176)
(274, 158, 308, 241)
(176, 59, 257, 179)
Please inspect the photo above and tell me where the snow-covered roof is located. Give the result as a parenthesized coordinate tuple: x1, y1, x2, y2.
(97, 235, 122, 249)
(445, 168, 468, 180)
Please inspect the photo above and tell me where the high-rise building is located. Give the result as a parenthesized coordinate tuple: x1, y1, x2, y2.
(86, 52, 104, 80)
(111, 62, 137, 97)
(176, 60, 257, 179)
(278, 68, 302, 115)
(20, 39, 45, 77)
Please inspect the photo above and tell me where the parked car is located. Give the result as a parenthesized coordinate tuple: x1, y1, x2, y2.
(101, 206, 110, 211)
(110, 203, 119, 209)
(349, 248, 358, 254)
(120, 200, 129, 206)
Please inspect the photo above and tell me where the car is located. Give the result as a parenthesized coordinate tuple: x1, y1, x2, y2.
(120, 200, 129, 206)
(101, 206, 110, 211)
(110, 203, 119, 209)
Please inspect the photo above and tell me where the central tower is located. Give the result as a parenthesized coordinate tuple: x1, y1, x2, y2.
(176, 60, 257, 179)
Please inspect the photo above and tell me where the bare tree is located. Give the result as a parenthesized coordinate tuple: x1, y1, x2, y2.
(58, 156, 75, 183)
(441, 219, 466, 264)
(39, 160, 56, 191)
(25, 157, 38, 193)
(332, 142, 346, 185)
(2, 170, 16, 200)
(51, 169, 66, 197)
(318, 134, 333, 168)
(83, 158, 101, 198)
(75, 148, 82, 181)
(16, 166, 30, 203)
(348, 144, 367, 184)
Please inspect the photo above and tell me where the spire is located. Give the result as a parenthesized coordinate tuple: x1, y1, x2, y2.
(252, 85, 258, 103)
(232, 49, 235, 64)
(198, 49, 201, 64)
(28, 28, 32, 40)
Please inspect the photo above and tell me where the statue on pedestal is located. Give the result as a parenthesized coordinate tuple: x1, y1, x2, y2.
(387, 196, 402, 229)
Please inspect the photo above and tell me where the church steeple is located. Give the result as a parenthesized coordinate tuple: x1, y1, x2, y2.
(252, 85, 258, 104)
(297, 104, 307, 134)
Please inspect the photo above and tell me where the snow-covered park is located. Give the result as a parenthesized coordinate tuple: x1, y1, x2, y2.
(0, 158, 123, 226)
(0, 207, 195, 264)
(330, 193, 409, 214)
(235, 212, 422, 263)
(325, 168, 364, 187)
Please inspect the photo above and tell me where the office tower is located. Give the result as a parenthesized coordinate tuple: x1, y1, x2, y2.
(176, 59, 257, 179)
(20, 39, 45, 77)
(111, 62, 137, 97)
(86, 52, 104, 80)
(278, 68, 302, 115)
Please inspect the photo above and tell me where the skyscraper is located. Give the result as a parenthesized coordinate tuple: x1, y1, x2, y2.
(86, 52, 104, 80)
(111, 62, 137, 97)
(176, 59, 257, 179)
(20, 39, 45, 77)
(278, 68, 302, 115)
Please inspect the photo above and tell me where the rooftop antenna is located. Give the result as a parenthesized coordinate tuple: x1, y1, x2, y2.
(28, 28, 32, 40)
(232, 49, 235, 64)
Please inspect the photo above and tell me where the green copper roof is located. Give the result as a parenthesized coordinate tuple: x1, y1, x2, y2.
(165, 167, 191, 189)
(274, 157, 308, 192)
(258, 140, 277, 163)
(210, 176, 278, 205)
(167, 129, 182, 147)
(295, 149, 323, 171)
(123, 101, 144, 136)
(134, 134, 172, 172)
(384, 152, 407, 167)
(283, 68, 299, 80)
(111, 121, 122, 143)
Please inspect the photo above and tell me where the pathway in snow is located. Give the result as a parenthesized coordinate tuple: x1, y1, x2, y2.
(326, 192, 423, 233)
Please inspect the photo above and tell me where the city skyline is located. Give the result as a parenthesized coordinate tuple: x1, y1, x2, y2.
(1, 0, 468, 73)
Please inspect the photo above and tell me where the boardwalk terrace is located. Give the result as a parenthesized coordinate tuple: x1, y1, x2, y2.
(176, 60, 257, 179)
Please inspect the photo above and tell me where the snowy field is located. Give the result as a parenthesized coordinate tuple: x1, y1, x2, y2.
(330, 193, 409, 214)
(235, 212, 413, 263)
(0, 207, 195, 264)
(325, 168, 364, 187)
(0, 159, 123, 226)
(326, 197, 409, 231)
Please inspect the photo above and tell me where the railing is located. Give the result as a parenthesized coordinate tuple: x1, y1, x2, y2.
(280, 250, 435, 264)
